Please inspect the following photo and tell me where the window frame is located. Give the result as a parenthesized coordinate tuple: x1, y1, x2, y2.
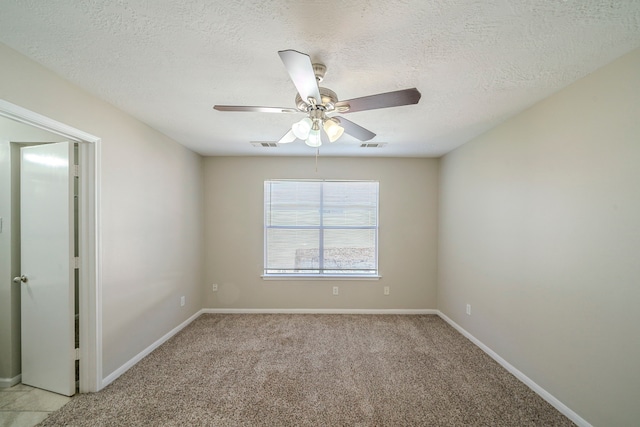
(263, 179, 381, 280)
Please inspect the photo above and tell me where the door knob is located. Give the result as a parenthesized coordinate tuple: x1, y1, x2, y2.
(13, 275, 28, 284)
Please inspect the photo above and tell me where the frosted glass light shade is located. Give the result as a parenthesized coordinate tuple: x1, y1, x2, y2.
(292, 117, 312, 140)
(323, 119, 344, 142)
(305, 128, 322, 147)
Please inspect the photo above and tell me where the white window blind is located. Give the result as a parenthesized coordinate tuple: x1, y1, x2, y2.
(264, 180, 379, 277)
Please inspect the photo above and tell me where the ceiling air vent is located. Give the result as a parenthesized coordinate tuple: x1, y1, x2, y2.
(360, 143, 387, 148)
(250, 141, 278, 148)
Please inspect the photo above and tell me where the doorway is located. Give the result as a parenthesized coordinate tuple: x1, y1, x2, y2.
(0, 99, 102, 393)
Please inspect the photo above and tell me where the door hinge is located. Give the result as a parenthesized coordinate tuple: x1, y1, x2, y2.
(74, 257, 80, 269)
(73, 164, 80, 177)
(75, 348, 80, 361)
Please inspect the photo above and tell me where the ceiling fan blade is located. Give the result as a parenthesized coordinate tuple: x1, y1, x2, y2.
(335, 88, 421, 114)
(334, 117, 376, 141)
(213, 105, 298, 113)
(278, 129, 298, 144)
(278, 50, 321, 105)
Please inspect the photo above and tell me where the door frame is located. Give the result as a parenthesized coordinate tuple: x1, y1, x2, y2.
(0, 99, 102, 393)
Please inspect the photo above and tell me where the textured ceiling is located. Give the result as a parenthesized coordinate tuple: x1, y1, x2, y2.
(1, 1, 639, 157)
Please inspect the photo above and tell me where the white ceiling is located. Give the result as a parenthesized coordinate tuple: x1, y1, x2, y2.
(1, 1, 639, 158)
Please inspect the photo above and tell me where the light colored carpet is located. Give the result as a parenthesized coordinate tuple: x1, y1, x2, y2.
(39, 314, 574, 426)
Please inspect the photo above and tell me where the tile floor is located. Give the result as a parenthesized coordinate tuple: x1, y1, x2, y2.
(0, 384, 70, 427)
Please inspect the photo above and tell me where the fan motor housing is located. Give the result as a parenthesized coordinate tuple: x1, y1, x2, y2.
(296, 87, 338, 112)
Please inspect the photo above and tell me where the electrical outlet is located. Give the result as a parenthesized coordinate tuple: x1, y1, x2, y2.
(383, 286, 390, 295)
(332, 286, 339, 296)
(466, 304, 471, 315)
(212, 283, 218, 292)
(181, 296, 185, 307)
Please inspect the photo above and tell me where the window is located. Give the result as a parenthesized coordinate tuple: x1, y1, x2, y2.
(264, 180, 379, 278)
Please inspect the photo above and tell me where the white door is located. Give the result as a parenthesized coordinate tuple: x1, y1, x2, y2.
(19, 141, 75, 396)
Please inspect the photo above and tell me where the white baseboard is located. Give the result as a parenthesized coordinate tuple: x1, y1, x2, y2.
(202, 308, 438, 315)
(0, 374, 21, 388)
(101, 310, 203, 388)
(436, 311, 591, 427)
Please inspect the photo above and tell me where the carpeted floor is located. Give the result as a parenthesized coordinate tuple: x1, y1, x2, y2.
(39, 314, 574, 426)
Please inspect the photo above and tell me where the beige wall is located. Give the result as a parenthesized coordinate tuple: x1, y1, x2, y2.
(204, 156, 438, 310)
(0, 42, 205, 379)
(438, 48, 640, 426)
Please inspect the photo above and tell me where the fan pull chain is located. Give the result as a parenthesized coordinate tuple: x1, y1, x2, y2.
(315, 148, 319, 173)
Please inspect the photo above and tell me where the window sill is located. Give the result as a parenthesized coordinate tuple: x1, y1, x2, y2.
(262, 274, 382, 281)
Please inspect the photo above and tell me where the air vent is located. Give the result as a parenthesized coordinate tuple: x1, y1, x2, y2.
(250, 142, 278, 148)
(360, 143, 387, 148)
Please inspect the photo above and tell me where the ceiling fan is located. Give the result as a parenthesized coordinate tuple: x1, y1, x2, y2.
(213, 49, 421, 148)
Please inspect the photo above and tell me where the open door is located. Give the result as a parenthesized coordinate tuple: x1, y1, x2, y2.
(18, 141, 75, 396)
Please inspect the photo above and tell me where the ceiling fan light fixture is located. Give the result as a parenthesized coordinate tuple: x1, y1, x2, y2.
(323, 118, 344, 142)
(215, 50, 422, 151)
(292, 117, 312, 139)
(305, 127, 322, 148)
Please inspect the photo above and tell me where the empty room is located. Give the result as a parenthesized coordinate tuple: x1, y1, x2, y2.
(0, 1, 639, 426)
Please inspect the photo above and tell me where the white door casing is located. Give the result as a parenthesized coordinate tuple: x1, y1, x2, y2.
(0, 99, 101, 393)
(20, 141, 75, 396)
